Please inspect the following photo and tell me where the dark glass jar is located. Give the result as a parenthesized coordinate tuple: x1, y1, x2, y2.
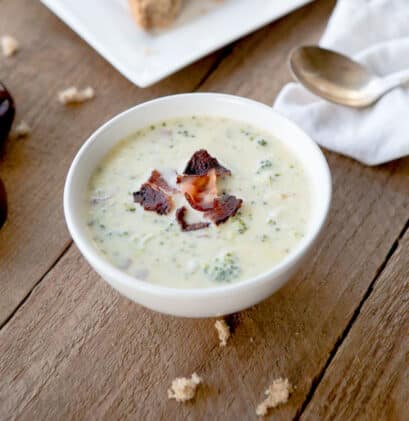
(0, 178, 7, 228)
(0, 81, 15, 228)
(0, 81, 15, 149)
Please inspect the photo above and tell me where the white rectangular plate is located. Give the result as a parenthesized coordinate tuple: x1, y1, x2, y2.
(40, 0, 313, 87)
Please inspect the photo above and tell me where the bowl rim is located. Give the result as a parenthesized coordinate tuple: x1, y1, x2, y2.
(64, 92, 332, 299)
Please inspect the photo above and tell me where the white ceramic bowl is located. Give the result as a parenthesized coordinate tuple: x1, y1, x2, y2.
(64, 93, 331, 318)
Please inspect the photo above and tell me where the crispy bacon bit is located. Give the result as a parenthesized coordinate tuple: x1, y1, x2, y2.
(176, 207, 210, 232)
(133, 170, 176, 215)
(148, 169, 178, 193)
(133, 151, 242, 229)
(133, 183, 173, 215)
(183, 149, 231, 176)
(204, 195, 243, 225)
(177, 168, 218, 211)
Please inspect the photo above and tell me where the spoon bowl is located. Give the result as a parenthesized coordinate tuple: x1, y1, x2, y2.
(290, 46, 409, 107)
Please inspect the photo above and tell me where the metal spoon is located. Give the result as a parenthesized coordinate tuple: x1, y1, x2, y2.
(289, 45, 409, 108)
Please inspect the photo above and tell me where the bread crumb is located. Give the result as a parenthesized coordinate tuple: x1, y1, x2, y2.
(1, 35, 19, 57)
(256, 378, 292, 416)
(58, 86, 95, 105)
(11, 120, 31, 139)
(167, 373, 202, 402)
(250, 337, 254, 343)
(215, 319, 230, 346)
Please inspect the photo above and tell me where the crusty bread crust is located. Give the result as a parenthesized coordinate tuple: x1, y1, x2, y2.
(128, 0, 182, 30)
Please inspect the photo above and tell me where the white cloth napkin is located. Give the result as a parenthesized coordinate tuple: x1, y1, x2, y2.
(274, 0, 409, 165)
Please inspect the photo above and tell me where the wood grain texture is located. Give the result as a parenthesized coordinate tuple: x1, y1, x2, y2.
(198, 0, 337, 103)
(0, 0, 223, 326)
(0, 160, 408, 421)
(302, 227, 409, 421)
(1, 0, 409, 420)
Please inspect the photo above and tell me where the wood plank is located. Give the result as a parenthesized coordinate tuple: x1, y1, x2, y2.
(1, 158, 408, 421)
(0, 0, 223, 326)
(1, 0, 408, 420)
(197, 0, 337, 103)
(301, 226, 409, 420)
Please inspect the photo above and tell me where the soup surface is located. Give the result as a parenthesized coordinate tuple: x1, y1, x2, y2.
(86, 116, 310, 288)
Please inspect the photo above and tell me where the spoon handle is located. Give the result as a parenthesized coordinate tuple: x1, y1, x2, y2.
(380, 68, 409, 93)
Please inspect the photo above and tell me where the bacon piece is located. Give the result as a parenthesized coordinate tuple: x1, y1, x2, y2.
(176, 207, 210, 232)
(133, 183, 173, 215)
(183, 149, 231, 177)
(177, 169, 218, 211)
(148, 169, 178, 193)
(133, 170, 177, 215)
(204, 195, 243, 225)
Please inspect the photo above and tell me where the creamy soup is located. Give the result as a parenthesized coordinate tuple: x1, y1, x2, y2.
(86, 116, 310, 288)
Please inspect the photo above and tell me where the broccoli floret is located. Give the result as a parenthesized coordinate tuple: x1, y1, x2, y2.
(233, 216, 248, 234)
(257, 159, 273, 173)
(204, 252, 241, 283)
(124, 203, 136, 212)
(257, 138, 268, 146)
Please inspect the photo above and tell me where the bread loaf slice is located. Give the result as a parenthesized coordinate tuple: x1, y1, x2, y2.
(128, 0, 182, 30)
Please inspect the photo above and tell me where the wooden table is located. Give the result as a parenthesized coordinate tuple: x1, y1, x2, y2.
(1, 0, 408, 419)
